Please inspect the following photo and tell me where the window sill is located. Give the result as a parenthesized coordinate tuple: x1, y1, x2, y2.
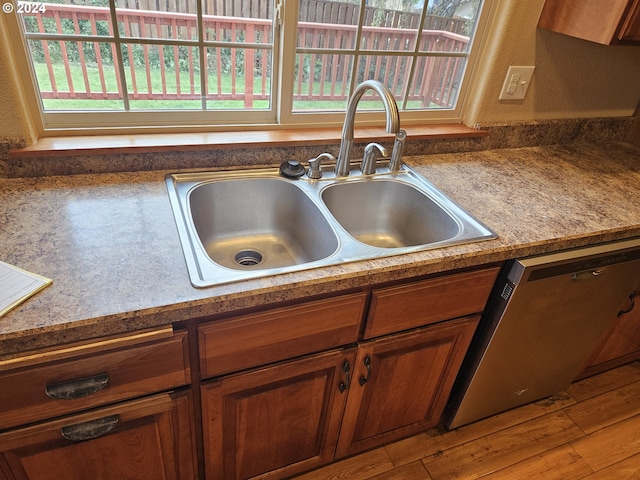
(10, 124, 487, 159)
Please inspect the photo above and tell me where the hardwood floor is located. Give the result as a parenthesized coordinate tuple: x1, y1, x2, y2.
(292, 361, 640, 480)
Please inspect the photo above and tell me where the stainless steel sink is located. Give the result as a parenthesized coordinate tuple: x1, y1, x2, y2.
(189, 178, 339, 270)
(166, 164, 497, 287)
(321, 179, 460, 248)
(166, 172, 340, 286)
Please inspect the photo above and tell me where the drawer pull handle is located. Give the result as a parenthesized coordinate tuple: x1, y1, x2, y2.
(45, 373, 110, 400)
(61, 414, 120, 442)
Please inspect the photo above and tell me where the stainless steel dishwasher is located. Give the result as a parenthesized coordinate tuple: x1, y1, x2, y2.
(444, 237, 640, 429)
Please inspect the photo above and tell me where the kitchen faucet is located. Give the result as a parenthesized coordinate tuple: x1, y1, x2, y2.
(334, 80, 405, 177)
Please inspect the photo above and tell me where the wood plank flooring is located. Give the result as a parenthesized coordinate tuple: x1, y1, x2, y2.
(293, 361, 640, 480)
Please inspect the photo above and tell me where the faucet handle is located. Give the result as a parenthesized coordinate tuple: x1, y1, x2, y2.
(361, 143, 388, 175)
(388, 129, 406, 172)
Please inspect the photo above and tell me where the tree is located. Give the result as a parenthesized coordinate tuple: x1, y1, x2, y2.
(428, 0, 481, 19)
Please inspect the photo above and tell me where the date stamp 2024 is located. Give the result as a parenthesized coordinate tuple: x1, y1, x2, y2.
(3, 2, 48, 14)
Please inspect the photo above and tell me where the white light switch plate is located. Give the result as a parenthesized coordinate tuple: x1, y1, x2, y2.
(499, 66, 535, 101)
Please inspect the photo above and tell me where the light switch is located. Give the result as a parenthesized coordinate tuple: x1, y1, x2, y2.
(499, 66, 535, 101)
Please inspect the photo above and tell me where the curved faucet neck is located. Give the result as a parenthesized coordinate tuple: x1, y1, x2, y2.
(336, 80, 400, 177)
(341, 80, 400, 142)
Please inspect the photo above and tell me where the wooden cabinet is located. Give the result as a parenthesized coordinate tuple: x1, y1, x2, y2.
(580, 284, 640, 378)
(199, 266, 499, 479)
(198, 293, 366, 378)
(200, 314, 480, 479)
(201, 349, 355, 480)
(0, 265, 499, 479)
(364, 267, 499, 339)
(0, 328, 195, 479)
(336, 316, 479, 458)
(0, 328, 191, 430)
(0, 391, 196, 480)
(538, 0, 640, 44)
(198, 293, 365, 479)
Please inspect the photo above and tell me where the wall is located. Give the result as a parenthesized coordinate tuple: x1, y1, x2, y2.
(1, 1, 640, 144)
(0, 13, 35, 146)
(464, 0, 640, 125)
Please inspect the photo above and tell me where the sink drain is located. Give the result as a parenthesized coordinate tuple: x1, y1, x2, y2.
(234, 249, 263, 267)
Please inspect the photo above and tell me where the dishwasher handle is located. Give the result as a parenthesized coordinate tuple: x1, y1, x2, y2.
(571, 269, 606, 281)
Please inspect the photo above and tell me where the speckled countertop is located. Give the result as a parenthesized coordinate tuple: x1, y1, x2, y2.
(1, 140, 639, 357)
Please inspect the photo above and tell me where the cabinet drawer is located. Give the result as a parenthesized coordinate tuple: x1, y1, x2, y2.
(364, 266, 500, 338)
(0, 329, 190, 430)
(199, 293, 366, 378)
(0, 391, 196, 480)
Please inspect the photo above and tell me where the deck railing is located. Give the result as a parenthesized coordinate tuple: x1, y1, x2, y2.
(23, 3, 469, 108)
(116, 0, 468, 34)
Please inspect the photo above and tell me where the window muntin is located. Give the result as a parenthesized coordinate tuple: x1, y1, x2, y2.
(13, 0, 485, 128)
(18, 0, 277, 114)
(292, 0, 481, 113)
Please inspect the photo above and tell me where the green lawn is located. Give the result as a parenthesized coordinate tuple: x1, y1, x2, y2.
(34, 62, 262, 110)
(33, 62, 431, 111)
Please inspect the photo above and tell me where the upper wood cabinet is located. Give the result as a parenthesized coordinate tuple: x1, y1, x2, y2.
(538, 0, 640, 44)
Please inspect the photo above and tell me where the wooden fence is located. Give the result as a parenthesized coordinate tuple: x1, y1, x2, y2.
(113, 0, 467, 33)
(24, 3, 469, 108)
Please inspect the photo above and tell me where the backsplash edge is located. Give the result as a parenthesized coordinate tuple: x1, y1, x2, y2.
(0, 117, 634, 178)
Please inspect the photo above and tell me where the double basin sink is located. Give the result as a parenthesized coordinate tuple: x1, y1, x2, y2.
(166, 163, 496, 287)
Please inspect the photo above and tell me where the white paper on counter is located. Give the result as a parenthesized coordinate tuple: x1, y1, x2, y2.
(0, 260, 52, 317)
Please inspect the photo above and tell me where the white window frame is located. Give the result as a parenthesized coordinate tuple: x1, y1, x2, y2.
(5, 0, 495, 134)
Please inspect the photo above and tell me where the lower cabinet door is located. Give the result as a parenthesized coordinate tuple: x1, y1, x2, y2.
(0, 390, 196, 480)
(580, 284, 640, 377)
(336, 316, 479, 458)
(201, 348, 356, 480)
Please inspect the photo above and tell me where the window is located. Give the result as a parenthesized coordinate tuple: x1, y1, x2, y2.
(11, 0, 487, 130)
